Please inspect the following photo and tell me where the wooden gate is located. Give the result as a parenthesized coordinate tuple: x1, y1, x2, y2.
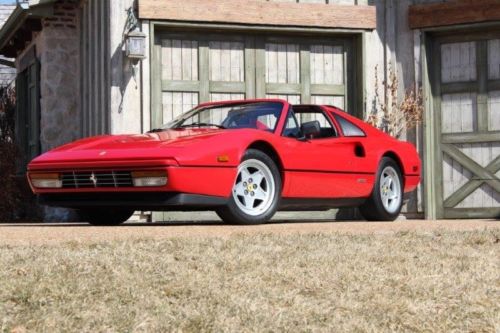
(431, 34, 500, 218)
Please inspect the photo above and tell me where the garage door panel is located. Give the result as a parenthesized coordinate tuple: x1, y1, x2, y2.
(441, 42, 476, 83)
(487, 39, 500, 80)
(311, 95, 344, 109)
(210, 93, 245, 102)
(457, 184, 500, 208)
(441, 93, 477, 133)
(266, 94, 301, 104)
(161, 39, 198, 81)
(488, 90, 500, 131)
(310, 44, 344, 85)
(162, 92, 199, 121)
(442, 153, 472, 201)
(457, 142, 500, 167)
(265, 43, 300, 84)
(209, 41, 245, 82)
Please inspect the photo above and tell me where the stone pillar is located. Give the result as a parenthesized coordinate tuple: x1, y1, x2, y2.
(37, 0, 81, 221)
(38, 0, 80, 152)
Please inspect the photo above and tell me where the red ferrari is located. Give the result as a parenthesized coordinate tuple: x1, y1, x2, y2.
(28, 100, 420, 225)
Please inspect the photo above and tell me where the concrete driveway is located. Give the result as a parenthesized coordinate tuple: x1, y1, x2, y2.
(0, 219, 498, 245)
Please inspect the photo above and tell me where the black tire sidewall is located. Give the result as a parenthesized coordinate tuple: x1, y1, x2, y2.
(361, 157, 403, 221)
(218, 149, 281, 224)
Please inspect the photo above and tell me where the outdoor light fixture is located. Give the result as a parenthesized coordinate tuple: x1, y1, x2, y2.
(125, 30, 146, 60)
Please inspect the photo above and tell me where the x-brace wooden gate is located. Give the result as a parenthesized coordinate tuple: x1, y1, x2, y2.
(430, 34, 500, 219)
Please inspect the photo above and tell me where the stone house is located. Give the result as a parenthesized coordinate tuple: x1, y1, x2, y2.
(0, 0, 498, 221)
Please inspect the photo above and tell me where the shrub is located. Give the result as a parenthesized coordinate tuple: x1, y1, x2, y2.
(366, 65, 424, 139)
(0, 86, 20, 221)
(0, 86, 41, 221)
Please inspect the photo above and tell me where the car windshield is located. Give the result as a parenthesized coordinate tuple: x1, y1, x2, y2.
(160, 102, 284, 132)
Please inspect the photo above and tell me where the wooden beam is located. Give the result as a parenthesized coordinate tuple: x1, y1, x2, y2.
(443, 155, 500, 208)
(409, 0, 500, 29)
(0, 58, 14, 67)
(444, 207, 500, 219)
(441, 131, 500, 144)
(442, 143, 500, 193)
(139, 0, 376, 30)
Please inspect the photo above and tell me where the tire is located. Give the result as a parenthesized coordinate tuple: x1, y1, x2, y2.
(359, 157, 404, 221)
(216, 149, 281, 224)
(78, 208, 134, 226)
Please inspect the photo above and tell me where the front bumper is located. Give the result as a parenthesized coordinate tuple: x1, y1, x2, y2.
(28, 165, 237, 198)
(38, 192, 228, 211)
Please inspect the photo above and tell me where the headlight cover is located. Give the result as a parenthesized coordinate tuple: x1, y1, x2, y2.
(131, 171, 167, 187)
(30, 173, 63, 188)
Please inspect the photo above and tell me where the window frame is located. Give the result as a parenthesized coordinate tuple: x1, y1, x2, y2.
(332, 112, 366, 137)
(280, 105, 340, 140)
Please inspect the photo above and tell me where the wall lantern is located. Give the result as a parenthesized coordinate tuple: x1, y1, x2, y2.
(126, 30, 146, 60)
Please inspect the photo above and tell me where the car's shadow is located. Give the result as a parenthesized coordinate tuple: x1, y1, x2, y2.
(0, 219, 375, 227)
(1, 219, 499, 227)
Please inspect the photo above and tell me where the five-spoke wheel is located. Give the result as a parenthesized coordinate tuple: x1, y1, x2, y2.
(217, 149, 281, 224)
(360, 157, 403, 221)
(379, 166, 402, 214)
(232, 159, 275, 216)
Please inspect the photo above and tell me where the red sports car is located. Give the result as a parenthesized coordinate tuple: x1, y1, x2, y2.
(28, 99, 420, 225)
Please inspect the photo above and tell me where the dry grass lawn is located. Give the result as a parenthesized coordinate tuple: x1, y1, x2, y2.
(0, 230, 499, 332)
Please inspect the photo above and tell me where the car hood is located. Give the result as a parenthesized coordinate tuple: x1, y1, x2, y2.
(29, 128, 253, 169)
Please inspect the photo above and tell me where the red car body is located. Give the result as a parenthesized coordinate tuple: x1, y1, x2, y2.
(27, 99, 420, 215)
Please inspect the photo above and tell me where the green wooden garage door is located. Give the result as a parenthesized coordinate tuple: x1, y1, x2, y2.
(151, 32, 354, 128)
(431, 34, 500, 218)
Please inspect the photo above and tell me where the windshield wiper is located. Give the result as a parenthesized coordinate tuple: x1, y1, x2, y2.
(176, 122, 226, 129)
(147, 128, 166, 133)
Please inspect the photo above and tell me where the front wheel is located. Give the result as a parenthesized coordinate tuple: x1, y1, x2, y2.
(216, 149, 281, 224)
(78, 208, 134, 226)
(360, 157, 403, 221)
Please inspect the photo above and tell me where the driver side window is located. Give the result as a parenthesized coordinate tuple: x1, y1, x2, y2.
(282, 107, 337, 139)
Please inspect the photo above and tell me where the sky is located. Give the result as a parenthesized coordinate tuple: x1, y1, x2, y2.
(0, 0, 15, 4)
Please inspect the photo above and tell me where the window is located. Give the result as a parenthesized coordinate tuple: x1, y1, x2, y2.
(163, 102, 283, 132)
(282, 108, 301, 138)
(334, 115, 365, 137)
(282, 106, 338, 139)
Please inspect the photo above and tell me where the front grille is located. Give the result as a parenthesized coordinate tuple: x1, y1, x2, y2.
(61, 171, 133, 189)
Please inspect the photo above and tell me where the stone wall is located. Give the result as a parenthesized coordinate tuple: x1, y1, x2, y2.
(14, 0, 81, 221)
(37, 0, 80, 152)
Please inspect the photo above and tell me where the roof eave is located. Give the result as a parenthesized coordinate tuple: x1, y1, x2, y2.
(0, 2, 55, 58)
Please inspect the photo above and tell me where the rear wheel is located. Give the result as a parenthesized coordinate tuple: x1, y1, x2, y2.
(79, 208, 134, 226)
(360, 157, 403, 221)
(217, 149, 281, 224)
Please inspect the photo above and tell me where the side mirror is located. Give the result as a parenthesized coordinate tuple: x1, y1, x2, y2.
(300, 120, 321, 140)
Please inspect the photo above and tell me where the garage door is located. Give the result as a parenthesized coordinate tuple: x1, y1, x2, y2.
(432, 35, 500, 218)
(151, 32, 354, 127)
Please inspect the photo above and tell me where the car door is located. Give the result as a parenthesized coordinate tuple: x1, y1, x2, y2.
(277, 107, 373, 198)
